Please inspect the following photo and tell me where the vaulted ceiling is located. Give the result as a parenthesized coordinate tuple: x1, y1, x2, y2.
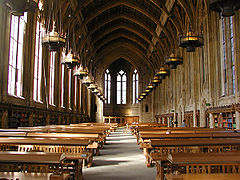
(51, 0, 207, 74)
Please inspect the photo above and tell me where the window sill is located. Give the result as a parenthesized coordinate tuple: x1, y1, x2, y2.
(8, 94, 25, 100)
(33, 100, 43, 104)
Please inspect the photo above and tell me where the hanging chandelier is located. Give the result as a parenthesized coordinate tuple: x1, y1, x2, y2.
(93, 89, 99, 94)
(147, 83, 155, 90)
(4, 0, 37, 16)
(165, 50, 183, 69)
(209, 0, 240, 17)
(156, 66, 169, 79)
(62, 50, 80, 69)
(42, 0, 65, 51)
(61, 14, 80, 69)
(151, 76, 162, 86)
(141, 92, 147, 97)
(88, 84, 97, 91)
(179, 27, 204, 52)
(82, 75, 93, 86)
(145, 89, 151, 93)
(73, 64, 89, 79)
(42, 24, 66, 51)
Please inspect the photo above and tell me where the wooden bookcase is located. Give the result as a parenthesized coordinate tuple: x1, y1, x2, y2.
(32, 113, 46, 126)
(8, 111, 29, 128)
(207, 105, 237, 129)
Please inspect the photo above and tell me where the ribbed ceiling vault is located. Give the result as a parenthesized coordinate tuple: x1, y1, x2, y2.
(55, 0, 207, 73)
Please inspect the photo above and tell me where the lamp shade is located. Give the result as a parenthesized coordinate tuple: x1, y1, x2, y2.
(165, 50, 183, 69)
(62, 51, 80, 69)
(156, 67, 169, 79)
(42, 26, 66, 51)
(179, 28, 204, 52)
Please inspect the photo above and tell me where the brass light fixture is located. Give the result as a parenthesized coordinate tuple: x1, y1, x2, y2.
(93, 89, 99, 94)
(61, 14, 80, 69)
(179, 27, 204, 52)
(165, 50, 183, 69)
(73, 64, 88, 79)
(139, 95, 145, 99)
(209, 0, 240, 17)
(42, 24, 66, 51)
(145, 89, 151, 93)
(4, 0, 37, 16)
(156, 66, 169, 79)
(88, 84, 97, 91)
(42, 0, 65, 51)
(82, 75, 93, 86)
(151, 76, 162, 86)
(62, 50, 80, 69)
(141, 92, 147, 97)
(147, 83, 155, 90)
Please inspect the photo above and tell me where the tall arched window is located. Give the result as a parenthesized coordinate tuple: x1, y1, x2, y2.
(8, 12, 28, 97)
(132, 69, 139, 104)
(220, 16, 236, 96)
(104, 69, 111, 104)
(117, 70, 127, 104)
(33, 1, 44, 102)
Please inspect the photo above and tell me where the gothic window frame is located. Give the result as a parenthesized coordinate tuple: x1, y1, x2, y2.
(8, 13, 28, 97)
(117, 70, 127, 104)
(33, 0, 44, 101)
(104, 69, 111, 104)
(49, 52, 56, 105)
(132, 69, 139, 104)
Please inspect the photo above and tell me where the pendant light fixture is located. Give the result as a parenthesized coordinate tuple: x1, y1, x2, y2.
(73, 64, 88, 79)
(147, 82, 155, 90)
(156, 66, 169, 79)
(42, 0, 65, 51)
(82, 75, 93, 86)
(61, 13, 80, 69)
(209, 0, 240, 17)
(179, 26, 204, 52)
(151, 75, 162, 86)
(165, 50, 183, 69)
(4, 0, 37, 16)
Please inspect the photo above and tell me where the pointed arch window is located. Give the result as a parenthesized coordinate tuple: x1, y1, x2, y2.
(220, 16, 236, 96)
(229, 16, 235, 94)
(49, 52, 55, 105)
(33, 0, 44, 101)
(104, 69, 111, 104)
(117, 70, 127, 104)
(220, 17, 227, 96)
(132, 69, 139, 104)
(8, 13, 28, 97)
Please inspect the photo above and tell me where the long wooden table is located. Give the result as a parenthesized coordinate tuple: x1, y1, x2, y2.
(163, 152, 240, 180)
(154, 151, 240, 180)
(0, 172, 70, 180)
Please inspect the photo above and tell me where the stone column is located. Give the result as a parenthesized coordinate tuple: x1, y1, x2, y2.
(1, 110, 8, 128)
(235, 111, 240, 130)
(28, 113, 33, 127)
(46, 114, 50, 125)
(209, 113, 214, 128)
(193, 110, 197, 127)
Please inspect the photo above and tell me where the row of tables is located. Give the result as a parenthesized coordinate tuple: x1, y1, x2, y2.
(130, 124, 240, 180)
(0, 123, 118, 180)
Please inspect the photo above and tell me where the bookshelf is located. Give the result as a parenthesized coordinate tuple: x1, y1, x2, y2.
(50, 114, 58, 125)
(32, 113, 46, 126)
(208, 105, 237, 129)
(8, 111, 29, 128)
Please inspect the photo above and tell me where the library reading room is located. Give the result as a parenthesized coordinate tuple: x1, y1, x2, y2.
(0, 0, 240, 180)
